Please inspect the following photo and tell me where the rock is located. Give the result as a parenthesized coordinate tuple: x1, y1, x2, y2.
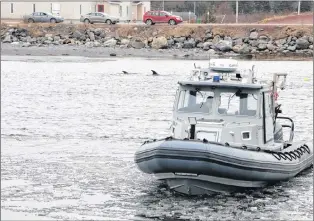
(215, 40, 232, 52)
(152, 31, 158, 37)
(88, 32, 95, 41)
(103, 38, 117, 47)
(47, 37, 53, 41)
(251, 48, 257, 53)
(175, 43, 183, 49)
(258, 38, 268, 44)
(309, 36, 313, 43)
(286, 36, 292, 44)
(243, 38, 249, 43)
(72, 30, 83, 39)
(63, 39, 71, 44)
(287, 45, 296, 51)
(205, 28, 211, 34)
(258, 43, 267, 50)
(99, 32, 106, 38)
(239, 45, 250, 54)
(52, 41, 59, 45)
(224, 36, 232, 42)
(94, 28, 103, 36)
(288, 41, 295, 46)
(183, 39, 196, 49)
(275, 38, 286, 46)
(11, 42, 19, 45)
(110, 53, 116, 57)
(208, 49, 216, 54)
(8, 28, 15, 34)
(204, 32, 213, 40)
(203, 42, 213, 51)
(3, 35, 12, 43)
(45, 33, 53, 38)
(212, 35, 221, 44)
(266, 44, 276, 51)
(120, 39, 130, 45)
(12, 37, 18, 42)
(174, 37, 185, 43)
(195, 37, 202, 45)
(296, 38, 310, 49)
(259, 35, 268, 40)
(167, 39, 174, 46)
(309, 45, 313, 50)
(250, 207, 258, 212)
(93, 41, 101, 47)
(53, 36, 60, 42)
(249, 31, 258, 40)
(250, 28, 256, 32)
(196, 42, 204, 48)
(44, 40, 52, 44)
(25, 36, 32, 42)
(79, 35, 86, 41)
(131, 39, 145, 49)
(234, 38, 243, 45)
(85, 42, 93, 47)
(232, 45, 241, 53)
(151, 36, 168, 49)
(21, 42, 31, 47)
(250, 40, 259, 47)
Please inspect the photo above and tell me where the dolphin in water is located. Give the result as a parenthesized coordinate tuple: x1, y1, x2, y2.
(151, 70, 159, 76)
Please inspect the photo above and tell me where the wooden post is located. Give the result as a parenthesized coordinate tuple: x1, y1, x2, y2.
(298, 1, 301, 15)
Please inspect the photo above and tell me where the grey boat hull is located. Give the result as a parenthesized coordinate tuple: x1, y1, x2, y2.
(135, 139, 313, 195)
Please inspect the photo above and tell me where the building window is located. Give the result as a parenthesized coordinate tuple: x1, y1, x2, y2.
(50, 3, 52, 13)
(33, 4, 36, 13)
(119, 5, 122, 17)
(80, 4, 82, 15)
(126, 6, 128, 16)
(10, 3, 13, 13)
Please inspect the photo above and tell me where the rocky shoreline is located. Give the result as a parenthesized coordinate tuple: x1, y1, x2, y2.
(1, 24, 313, 60)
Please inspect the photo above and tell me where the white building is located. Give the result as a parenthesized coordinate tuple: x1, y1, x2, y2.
(1, 1, 150, 21)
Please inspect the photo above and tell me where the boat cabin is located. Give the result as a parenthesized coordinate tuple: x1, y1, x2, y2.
(171, 59, 291, 150)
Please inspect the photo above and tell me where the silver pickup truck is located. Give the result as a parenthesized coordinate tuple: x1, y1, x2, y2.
(23, 12, 64, 23)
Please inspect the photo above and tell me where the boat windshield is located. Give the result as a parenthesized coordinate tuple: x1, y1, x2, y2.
(177, 89, 215, 114)
(177, 89, 258, 116)
(218, 91, 258, 116)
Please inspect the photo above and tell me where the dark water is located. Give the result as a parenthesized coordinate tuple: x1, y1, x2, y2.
(1, 56, 313, 220)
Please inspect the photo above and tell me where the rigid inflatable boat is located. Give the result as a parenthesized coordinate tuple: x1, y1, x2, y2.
(135, 58, 313, 195)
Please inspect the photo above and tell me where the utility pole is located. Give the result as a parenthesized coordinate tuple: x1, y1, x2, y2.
(162, 0, 164, 11)
(194, 1, 196, 15)
(298, 1, 301, 15)
(236, 0, 238, 23)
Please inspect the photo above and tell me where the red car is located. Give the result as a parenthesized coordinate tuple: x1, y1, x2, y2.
(143, 10, 183, 25)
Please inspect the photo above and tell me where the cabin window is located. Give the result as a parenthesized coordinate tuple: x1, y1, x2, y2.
(10, 3, 14, 13)
(263, 92, 272, 117)
(177, 90, 215, 114)
(218, 92, 258, 116)
(33, 4, 36, 13)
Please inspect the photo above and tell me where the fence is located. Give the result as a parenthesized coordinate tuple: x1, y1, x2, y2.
(151, 1, 313, 24)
